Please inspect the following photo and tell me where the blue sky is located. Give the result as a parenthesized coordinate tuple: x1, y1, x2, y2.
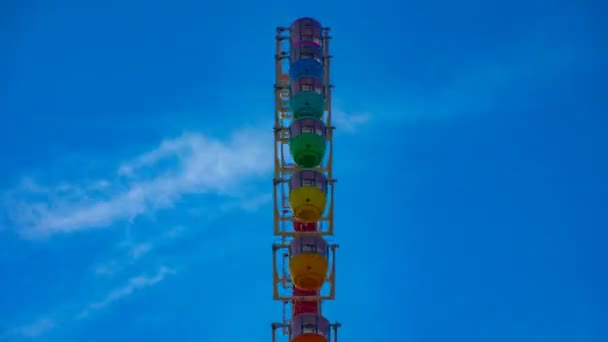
(1, 0, 607, 341)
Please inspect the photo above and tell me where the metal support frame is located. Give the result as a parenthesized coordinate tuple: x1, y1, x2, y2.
(273, 24, 338, 342)
(273, 26, 335, 243)
(272, 243, 338, 301)
(273, 180, 336, 238)
(272, 322, 341, 342)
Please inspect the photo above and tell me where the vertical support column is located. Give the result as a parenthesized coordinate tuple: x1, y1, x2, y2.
(273, 19, 340, 342)
(323, 27, 334, 183)
(323, 28, 333, 126)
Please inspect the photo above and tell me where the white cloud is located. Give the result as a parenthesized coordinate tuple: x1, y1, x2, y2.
(91, 223, 190, 279)
(18, 319, 55, 338)
(239, 193, 273, 212)
(2, 128, 273, 239)
(365, 38, 581, 126)
(129, 242, 153, 259)
(0, 318, 56, 340)
(332, 109, 371, 133)
(1, 266, 176, 339)
(94, 262, 121, 277)
(79, 266, 175, 318)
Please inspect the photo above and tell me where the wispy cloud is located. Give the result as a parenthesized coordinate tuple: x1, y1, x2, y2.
(93, 224, 188, 278)
(375, 37, 582, 125)
(129, 242, 153, 259)
(79, 266, 176, 318)
(1, 266, 176, 339)
(332, 109, 371, 133)
(0, 318, 56, 339)
(94, 262, 121, 277)
(2, 128, 272, 239)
